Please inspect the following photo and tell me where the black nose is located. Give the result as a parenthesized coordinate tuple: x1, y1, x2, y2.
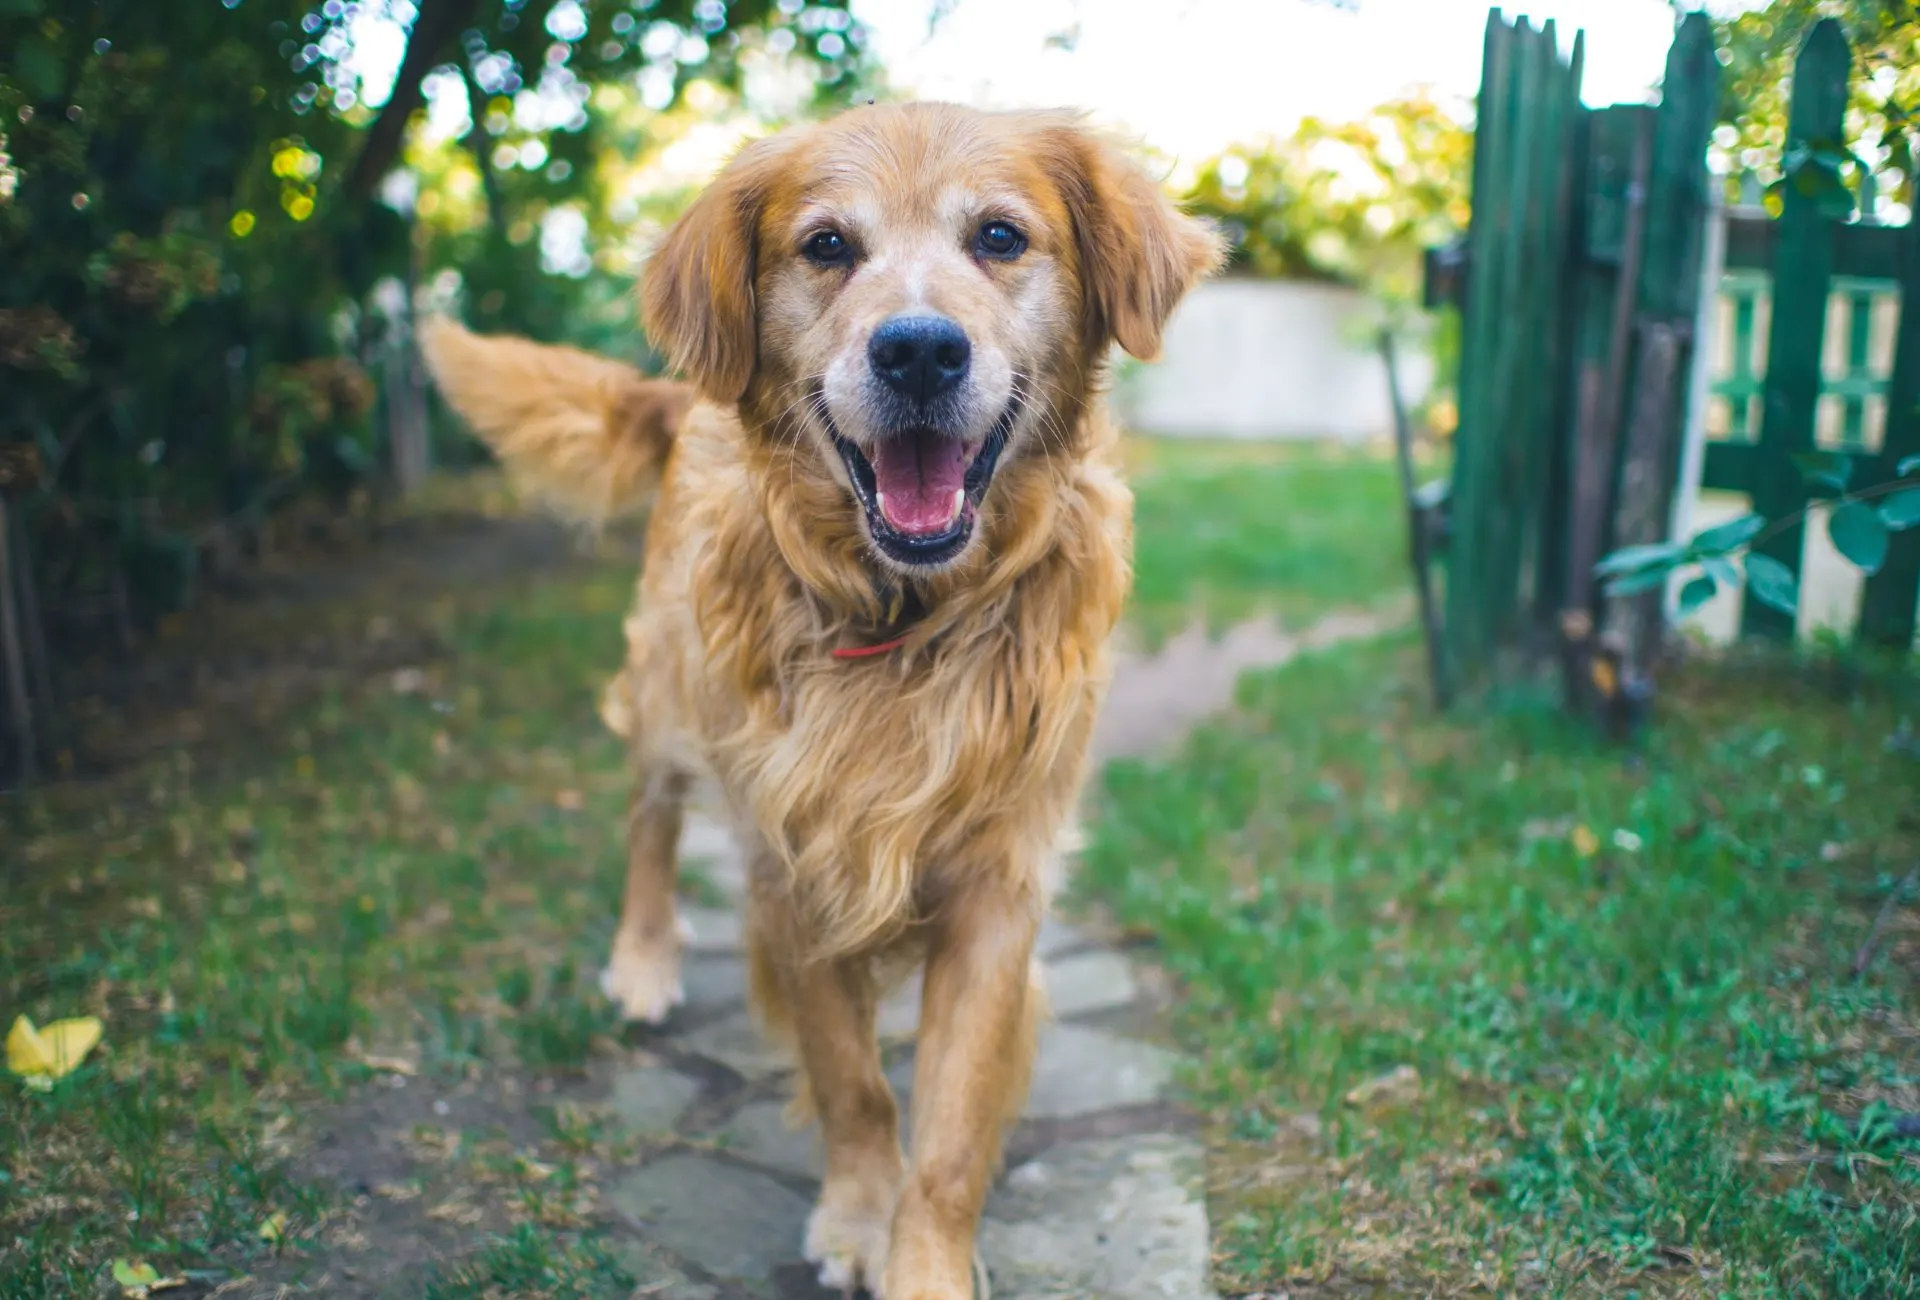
(868, 315, 971, 404)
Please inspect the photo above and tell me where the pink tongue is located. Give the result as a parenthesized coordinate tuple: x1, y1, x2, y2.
(871, 437, 968, 536)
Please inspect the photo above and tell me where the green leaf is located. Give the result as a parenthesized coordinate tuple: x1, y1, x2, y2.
(1677, 574, 1717, 615)
(1688, 512, 1765, 556)
(1813, 180, 1859, 220)
(1880, 489, 1920, 531)
(1702, 554, 1741, 589)
(1829, 500, 1890, 573)
(1594, 541, 1684, 578)
(1605, 567, 1672, 597)
(1791, 450, 1853, 493)
(1744, 553, 1799, 616)
(1899, 454, 1920, 478)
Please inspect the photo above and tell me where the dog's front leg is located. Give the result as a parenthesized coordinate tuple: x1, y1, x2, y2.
(779, 943, 907, 1293)
(883, 885, 1040, 1298)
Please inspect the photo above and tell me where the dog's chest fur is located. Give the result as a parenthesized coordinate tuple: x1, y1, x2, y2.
(613, 407, 1132, 953)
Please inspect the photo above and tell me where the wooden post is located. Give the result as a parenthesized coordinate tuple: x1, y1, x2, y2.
(1858, 186, 1920, 649)
(1563, 108, 1654, 618)
(8, 502, 56, 759)
(1668, 183, 1728, 582)
(1382, 330, 1452, 710)
(0, 498, 36, 786)
(1445, 9, 1517, 672)
(1606, 11, 1718, 666)
(1611, 323, 1687, 659)
(1445, 12, 1585, 677)
(388, 211, 433, 495)
(1744, 19, 1850, 639)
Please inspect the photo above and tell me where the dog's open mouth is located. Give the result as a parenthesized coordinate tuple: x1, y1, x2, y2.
(831, 409, 1013, 567)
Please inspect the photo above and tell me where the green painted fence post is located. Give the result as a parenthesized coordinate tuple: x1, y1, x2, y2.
(1445, 12, 1588, 678)
(1445, 8, 1516, 671)
(1858, 192, 1920, 649)
(1743, 19, 1850, 639)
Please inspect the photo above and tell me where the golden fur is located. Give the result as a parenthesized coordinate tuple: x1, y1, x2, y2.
(423, 101, 1220, 1299)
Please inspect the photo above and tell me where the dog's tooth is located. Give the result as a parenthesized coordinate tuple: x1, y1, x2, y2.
(951, 487, 965, 518)
(876, 490, 887, 519)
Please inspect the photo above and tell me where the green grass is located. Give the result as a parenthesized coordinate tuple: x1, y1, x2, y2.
(1, 553, 650, 1290)
(1124, 438, 1410, 645)
(1081, 636, 1920, 1296)
(421, 1224, 633, 1300)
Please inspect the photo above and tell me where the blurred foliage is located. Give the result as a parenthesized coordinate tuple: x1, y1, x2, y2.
(1181, 93, 1473, 303)
(1181, 94, 1470, 437)
(1697, 0, 1920, 211)
(0, 0, 863, 753)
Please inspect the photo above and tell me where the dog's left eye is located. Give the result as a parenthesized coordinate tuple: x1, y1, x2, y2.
(804, 229, 852, 266)
(975, 220, 1026, 260)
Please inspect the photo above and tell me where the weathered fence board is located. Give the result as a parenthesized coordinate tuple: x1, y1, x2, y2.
(1742, 19, 1850, 639)
(1860, 210, 1920, 647)
(1444, 11, 1586, 672)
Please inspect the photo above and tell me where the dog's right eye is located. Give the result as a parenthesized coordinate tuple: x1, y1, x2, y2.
(803, 229, 851, 266)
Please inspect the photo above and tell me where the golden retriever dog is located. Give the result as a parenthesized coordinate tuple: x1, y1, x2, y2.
(423, 101, 1219, 1298)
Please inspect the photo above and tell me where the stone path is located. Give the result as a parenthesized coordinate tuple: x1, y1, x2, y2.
(589, 611, 1395, 1299)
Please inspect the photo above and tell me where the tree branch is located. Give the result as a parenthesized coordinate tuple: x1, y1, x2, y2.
(345, 0, 483, 202)
(462, 60, 509, 235)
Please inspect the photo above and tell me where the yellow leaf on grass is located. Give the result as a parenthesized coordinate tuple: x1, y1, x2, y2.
(258, 1210, 288, 1243)
(8, 1015, 103, 1088)
(1570, 824, 1600, 858)
(112, 1261, 160, 1288)
(110, 1259, 185, 1298)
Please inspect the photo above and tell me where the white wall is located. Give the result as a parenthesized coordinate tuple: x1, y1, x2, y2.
(1112, 278, 1435, 442)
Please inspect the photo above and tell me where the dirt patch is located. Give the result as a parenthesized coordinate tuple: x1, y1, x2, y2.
(1093, 603, 1408, 762)
(41, 480, 636, 784)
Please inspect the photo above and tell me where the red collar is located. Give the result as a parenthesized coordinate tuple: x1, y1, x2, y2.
(831, 634, 911, 660)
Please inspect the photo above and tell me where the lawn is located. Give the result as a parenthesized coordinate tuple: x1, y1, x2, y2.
(1081, 636, 1920, 1297)
(0, 440, 1406, 1295)
(1122, 438, 1410, 645)
(2, 530, 657, 1294)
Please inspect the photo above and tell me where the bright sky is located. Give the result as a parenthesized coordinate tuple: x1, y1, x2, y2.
(851, 0, 1764, 165)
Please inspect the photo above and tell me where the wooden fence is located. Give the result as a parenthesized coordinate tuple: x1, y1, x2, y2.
(1688, 25, 1920, 645)
(1427, 8, 1919, 705)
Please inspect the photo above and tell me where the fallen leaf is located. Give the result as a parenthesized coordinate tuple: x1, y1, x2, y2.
(391, 666, 428, 695)
(426, 1197, 485, 1225)
(553, 789, 585, 812)
(1344, 1064, 1421, 1107)
(356, 1052, 418, 1077)
(257, 1211, 288, 1244)
(8, 1015, 103, 1088)
(112, 1261, 160, 1288)
(110, 1259, 186, 1298)
(1570, 824, 1600, 858)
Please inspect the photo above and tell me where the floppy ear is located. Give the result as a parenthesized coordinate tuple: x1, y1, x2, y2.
(641, 133, 791, 403)
(1045, 122, 1226, 361)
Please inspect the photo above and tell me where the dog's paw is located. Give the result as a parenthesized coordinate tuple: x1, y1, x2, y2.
(599, 917, 691, 1024)
(804, 1194, 893, 1295)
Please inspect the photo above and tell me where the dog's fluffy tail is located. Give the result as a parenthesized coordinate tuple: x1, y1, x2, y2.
(420, 317, 694, 524)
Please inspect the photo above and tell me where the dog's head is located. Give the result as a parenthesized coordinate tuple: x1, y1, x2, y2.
(643, 102, 1222, 573)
